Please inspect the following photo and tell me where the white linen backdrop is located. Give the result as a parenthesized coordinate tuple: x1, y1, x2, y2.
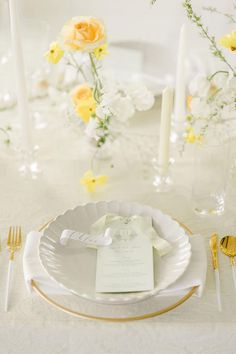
(19, 0, 236, 74)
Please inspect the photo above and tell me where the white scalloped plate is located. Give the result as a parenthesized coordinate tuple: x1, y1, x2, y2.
(39, 201, 191, 304)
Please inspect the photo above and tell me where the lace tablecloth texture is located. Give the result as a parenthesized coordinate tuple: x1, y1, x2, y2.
(0, 98, 236, 354)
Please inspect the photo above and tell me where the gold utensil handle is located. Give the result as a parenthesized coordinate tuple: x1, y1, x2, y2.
(210, 233, 219, 269)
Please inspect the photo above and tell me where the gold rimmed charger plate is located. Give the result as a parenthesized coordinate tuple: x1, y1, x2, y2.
(31, 218, 198, 322)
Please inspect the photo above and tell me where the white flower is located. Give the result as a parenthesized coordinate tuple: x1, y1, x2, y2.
(189, 74, 211, 97)
(95, 104, 110, 119)
(191, 97, 212, 118)
(125, 84, 155, 111)
(188, 71, 236, 132)
(100, 93, 135, 121)
(84, 118, 99, 139)
(100, 71, 120, 95)
(112, 96, 135, 121)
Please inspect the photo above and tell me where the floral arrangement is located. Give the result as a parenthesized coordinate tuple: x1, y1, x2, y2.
(152, 0, 236, 143)
(45, 16, 154, 192)
(183, 0, 236, 143)
(185, 71, 236, 143)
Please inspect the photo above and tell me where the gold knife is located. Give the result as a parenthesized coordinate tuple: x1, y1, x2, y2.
(210, 233, 222, 312)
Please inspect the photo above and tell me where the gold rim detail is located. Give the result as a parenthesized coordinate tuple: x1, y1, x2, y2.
(30, 217, 197, 321)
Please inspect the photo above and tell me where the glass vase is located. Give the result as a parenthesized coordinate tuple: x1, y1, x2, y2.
(191, 123, 231, 216)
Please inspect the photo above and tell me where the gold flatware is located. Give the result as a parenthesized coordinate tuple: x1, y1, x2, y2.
(209, 233, 222, 311)
(220, 236, 236, 289)
(5, 226, 22, 312)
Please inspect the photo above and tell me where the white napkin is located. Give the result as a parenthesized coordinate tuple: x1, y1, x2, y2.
(23, 231, 68, 295)
(23, 231, 206, 297)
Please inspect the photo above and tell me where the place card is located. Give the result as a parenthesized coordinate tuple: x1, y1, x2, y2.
(95, 228, 154, 293)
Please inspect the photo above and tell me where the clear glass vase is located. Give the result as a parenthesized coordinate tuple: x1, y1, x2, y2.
(191, 123, 231, 216)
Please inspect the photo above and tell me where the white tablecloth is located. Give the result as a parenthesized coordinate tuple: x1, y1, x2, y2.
(0, 97, 236, 354)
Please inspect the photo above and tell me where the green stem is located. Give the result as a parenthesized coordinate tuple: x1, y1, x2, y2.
(89, 53, 103, 91)
(0, 128, 10, 145)
(88, 53, 113, 147)
(200, 26, 235, 74)
(68, 52, 87, 82)
(183, 0, 236, 75)
(208, 70, 229, 81)
(203, 7, 236, 24)
(207, 88, 222, 103)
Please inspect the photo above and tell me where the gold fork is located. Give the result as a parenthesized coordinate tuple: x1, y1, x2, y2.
(5, 227, 22, 311)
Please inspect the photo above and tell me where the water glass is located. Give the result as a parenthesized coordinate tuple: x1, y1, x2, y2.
(192, 124, 230, 216)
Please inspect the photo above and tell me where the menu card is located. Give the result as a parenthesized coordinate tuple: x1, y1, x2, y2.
(95, 227, 154, 293)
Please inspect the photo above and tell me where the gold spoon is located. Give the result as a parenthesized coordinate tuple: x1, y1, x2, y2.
(220, 236, 236, 289)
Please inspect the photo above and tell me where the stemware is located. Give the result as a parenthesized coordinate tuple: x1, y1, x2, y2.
(152, 158, 173, 192)
(21, 19, 51, 130)
(191, 123, 231, 216)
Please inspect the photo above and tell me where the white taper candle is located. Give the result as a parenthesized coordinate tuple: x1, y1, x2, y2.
(8, 0, 32, 151)
(174, 24, 186, 123)
(158, 87, 174, 175)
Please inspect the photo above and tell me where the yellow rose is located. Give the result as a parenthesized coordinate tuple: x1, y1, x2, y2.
(44, 42, 64, 64)
(219, 30, 236, 51)
(75, 97, 97, 123)
(61, 16, 106, 51)
(71, 83, 93, 106)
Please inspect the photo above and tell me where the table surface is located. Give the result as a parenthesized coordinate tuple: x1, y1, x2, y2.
(0, 96, 236, 354)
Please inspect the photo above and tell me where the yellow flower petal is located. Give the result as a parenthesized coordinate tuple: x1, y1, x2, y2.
(219, 30, 236, 51)
(96, 175, 108, 185)
(75, 97, 97, 123)
(86, 181, 97, 193)
(80, 170, 93, 184)
(186, 95, 192, 111)
(185, 131, 196, 143)
(80, 170, 108, 193)
(93, 43, 109, 60)
(44, 42, 64, 64)
(186, 125, 193, 133)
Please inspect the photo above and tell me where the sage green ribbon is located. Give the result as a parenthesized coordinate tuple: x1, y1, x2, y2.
(90, 214, 172, 256)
